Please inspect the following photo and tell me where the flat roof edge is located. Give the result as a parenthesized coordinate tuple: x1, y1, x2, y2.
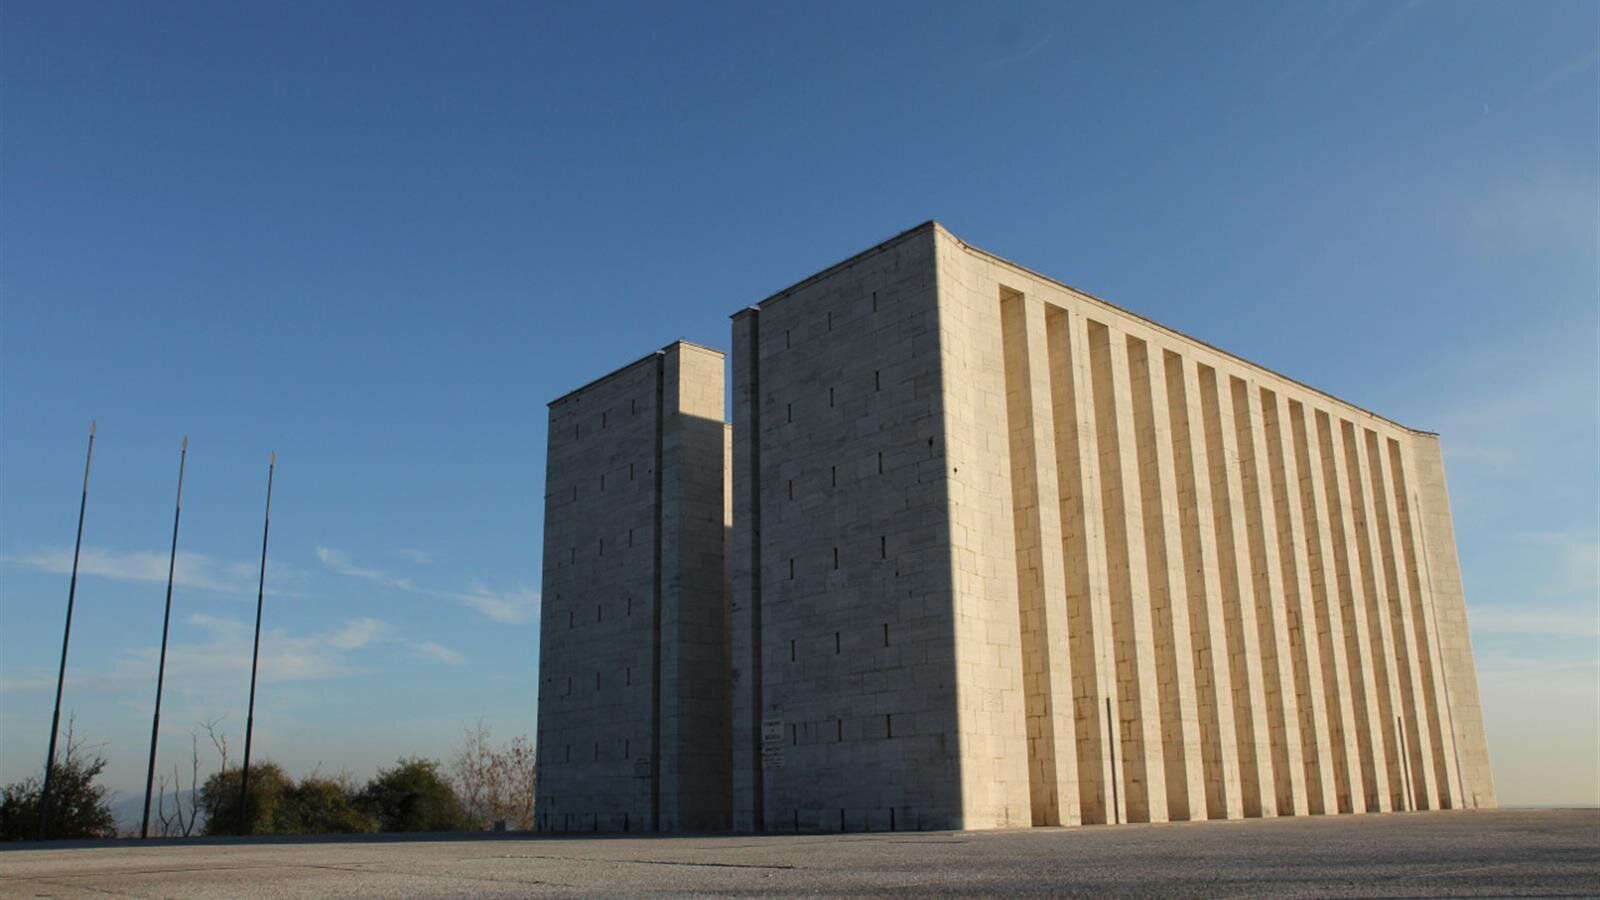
(730, 220, 938, 318)
(938, 225, 1434, 437)
(548, 339, 725, 407)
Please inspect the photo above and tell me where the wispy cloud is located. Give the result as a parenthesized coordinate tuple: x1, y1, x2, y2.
(399, 549, 436, 565)
(0, 614, 386, 694)
(1471, 605, 1599, 640)
(1523, 49, 1598, 102)
(445, 582, 540, 625)
(408, 641, 464, 665)
(982, 21, 1057, 70)
(2, 546, 304, 597)
(1332, 0, 1431, 85)
(315, 546, 538, 625)
(315, 546, 413, 590)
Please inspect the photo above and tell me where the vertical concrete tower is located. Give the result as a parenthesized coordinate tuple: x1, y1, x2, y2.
(728, 222, 1494, 831)
(536, 341, 730, 833)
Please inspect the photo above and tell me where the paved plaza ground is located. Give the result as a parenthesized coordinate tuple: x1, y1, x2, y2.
(1, 808, 1595, 897)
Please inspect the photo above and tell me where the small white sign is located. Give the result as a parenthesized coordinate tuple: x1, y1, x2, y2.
(761, 718, 784, 770)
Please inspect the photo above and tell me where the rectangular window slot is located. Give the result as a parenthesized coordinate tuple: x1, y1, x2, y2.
(598, 538, 604, 556)
(788, 479, 794, 501)
(570, 547, 576, 563)
(790, 724, 797, 746)
(597, 605, 603, 622)
(872, 290, 878, 312)
(875, 370, 881, 391)
(600, 473, 605, 491)
(829, 387, 835, 407)
(880, 536, 886, 558)
(834, 632, 841, 654)
(785, 330, 791, 349)
(575, 423, 580, 439)
(837, 719, 843, 742)
(877, 452, 884, 474)
(790, 639, 796, 661)
(628, 528, 634, 547)
(831, 465, 837, 487)
(595, 671, 600, 689)
(833, 547, 839, 569)
(631, 398, 637, 415)
(568, 610, 574, 629)
(601, 412, 607, 429)
(886, 714, 892, 738)
(787, 403, 793, 424)
(789, 558, 795, 580)
(625, 738, 630, 757)
(626, 666, 632, 685)
(571, 485, 578, 501)
(630, 463, 635, 480)
(565, 744, 571, 763)
(827, 311, 833, 331)
(883, 623, 889, 646)
(627, 596, 633, 615)
(593, 742, 599, 760)
(566, 676, 572, 695)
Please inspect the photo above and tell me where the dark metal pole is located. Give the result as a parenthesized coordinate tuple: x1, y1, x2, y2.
(140, 436, 187, 839)
(37, 421, 96, 841)
(238, 452, 273, 835)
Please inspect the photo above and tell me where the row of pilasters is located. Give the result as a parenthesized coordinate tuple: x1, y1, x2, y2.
(999, 293, 1468, 825)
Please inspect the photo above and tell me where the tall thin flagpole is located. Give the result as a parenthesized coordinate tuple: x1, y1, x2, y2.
(140, 436, 187, 840)
(37, 420, 96, 841)
(238, 451, 273, 835)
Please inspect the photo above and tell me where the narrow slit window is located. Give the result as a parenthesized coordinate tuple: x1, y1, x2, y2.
(886, 714, 892, 738)
(872, 290, 878, 312)
(875, 370, 881, 392)
(789, 558, 795, 580)
(833, 547, 839, 569)
(630, 462, 635, 480)
(837, 719, 843, 742)
(628, 528, 634, 547)
(880, 536, 886, 558)
(598, 538, 604, 556)
(631, 398, 637, 415)
(827, 311, 833, 331)
(601, 412, 607, 429)
(597, 605, 603, 622)
(790, 639, 796, 661)
(785, 330, 791, 349)
(831, 465, 837, 487)
(625, 738, 630, 757)
(600, 473, 605, 491)
(626, 666, 632, 685)
(788, 479, 794, 501)
(595, 671, 600, 689)
(834, 632, 841, 654)
(568, 610, 574, 629)
(787, 403, 793, 424)
(882, 623, 889, 646)
(829, 387, 834, 407)
(593, 742, 599, 760)
(877, 451, 884, 474)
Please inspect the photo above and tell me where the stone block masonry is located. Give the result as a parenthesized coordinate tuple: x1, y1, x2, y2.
(536, 341, 729, 833)
(537, 222, 1495, 833)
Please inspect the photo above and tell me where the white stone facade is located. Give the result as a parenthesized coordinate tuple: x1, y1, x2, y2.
(539, 222, 1495, 833)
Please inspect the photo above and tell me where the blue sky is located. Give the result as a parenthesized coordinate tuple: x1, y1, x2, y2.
(2, 0, 1594, 812)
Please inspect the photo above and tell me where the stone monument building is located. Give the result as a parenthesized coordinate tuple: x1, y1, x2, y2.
(538, 222, 1494, 833)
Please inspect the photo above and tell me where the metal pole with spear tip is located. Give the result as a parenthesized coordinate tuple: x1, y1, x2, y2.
(37, 421, 96, 840)
(141, 436, 187, 839)
(239, 451, 273, 835)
